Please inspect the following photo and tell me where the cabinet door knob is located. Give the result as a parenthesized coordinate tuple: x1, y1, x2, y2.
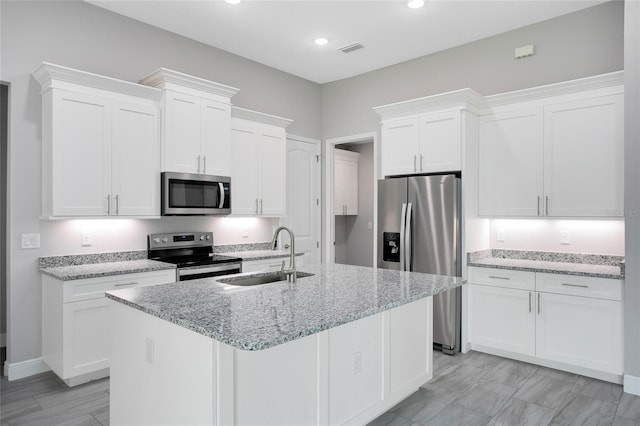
(255, 199, 259, 214)
(545, 196, 549, 216)
(115, 194, 119, 216)
(203, 155, 206, 174)
(260, 199, 263, 215)
(197, 155, 201, 173)
(413, 155, 417, 172)
(420, 154, 424, 171)
(106, 194, 111, 216)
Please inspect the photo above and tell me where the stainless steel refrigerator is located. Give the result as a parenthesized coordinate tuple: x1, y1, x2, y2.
(377, 174, 461, 354)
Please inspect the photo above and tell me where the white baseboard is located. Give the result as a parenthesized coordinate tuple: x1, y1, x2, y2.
(624, 374, 640, 396)
(0, 332, 5, 347)
(4, 357, 50, 381)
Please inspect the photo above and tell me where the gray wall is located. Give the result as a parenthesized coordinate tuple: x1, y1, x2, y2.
(334, 143, 374, 268)
(624, 0, 640, 380)
(321, 1, 624, 140)
(0, 0, 321, 366)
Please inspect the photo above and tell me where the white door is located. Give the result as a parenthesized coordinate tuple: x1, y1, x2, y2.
(543, 94, 624, 217)
(163, 91, 201, 173)
(419, 110, 461, 173)
(201, 98, 231, 176)
(259, 125, 287, 216)
(381, 117, 419, 177)
(52, 90, 111, 216)
(468, 284, 536, 356)
(111, 100, 160, 216)
(479, 108, 544, 216)
(284, 137, 321, 265)
(535, 292, 622, 374)
(230, 119, 259, 215)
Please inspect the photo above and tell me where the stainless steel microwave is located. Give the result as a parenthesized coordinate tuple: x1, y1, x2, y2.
(161, 172, 231, 215)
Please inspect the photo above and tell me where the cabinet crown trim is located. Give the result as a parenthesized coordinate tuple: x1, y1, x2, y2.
(373, 88, 484, 121)
(140, 67, 240, 99)
(232, 106, 293, 128)
(32, 62, 162, 100)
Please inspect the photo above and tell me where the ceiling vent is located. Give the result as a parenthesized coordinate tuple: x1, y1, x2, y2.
(337, 42, 364, 54)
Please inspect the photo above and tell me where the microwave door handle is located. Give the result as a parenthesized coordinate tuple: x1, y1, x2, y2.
(219, 182, 225, 208)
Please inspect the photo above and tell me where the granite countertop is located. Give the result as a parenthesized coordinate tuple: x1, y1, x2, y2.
(226, 249, 304, 261)
(106, 263, 463, 351)
(41, 259, 176, 281)
(468, 249, 624, 279)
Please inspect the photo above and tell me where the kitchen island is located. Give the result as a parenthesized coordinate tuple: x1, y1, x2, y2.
(106, 263, 463, 426)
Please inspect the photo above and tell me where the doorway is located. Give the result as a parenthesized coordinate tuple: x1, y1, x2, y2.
(325, 132, 377, 267)
(1, 82, 8, 372)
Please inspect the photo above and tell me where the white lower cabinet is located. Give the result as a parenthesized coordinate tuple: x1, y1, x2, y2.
(468, 267, 623, 381)
(242, 256, 304, 273)
(42, 269, 176, 386)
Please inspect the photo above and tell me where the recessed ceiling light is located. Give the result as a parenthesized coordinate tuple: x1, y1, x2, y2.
(407, 0, 424, 9)
(314, 38, 329, 46)
(225, 0, 241, 4)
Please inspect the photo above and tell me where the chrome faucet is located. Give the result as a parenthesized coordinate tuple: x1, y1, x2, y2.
(271, 226, 296, 282)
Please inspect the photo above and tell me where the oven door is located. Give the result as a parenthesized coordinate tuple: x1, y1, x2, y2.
(177, 262, 242, 281)
(162, 172, 231, 216)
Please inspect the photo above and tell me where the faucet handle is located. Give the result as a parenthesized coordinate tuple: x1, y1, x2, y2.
(284, 244, 290, 249)
(280, 260, 285, 274)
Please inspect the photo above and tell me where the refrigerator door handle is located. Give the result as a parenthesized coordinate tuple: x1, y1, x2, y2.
(405, 202, 413, 272)
(400, 203, 407, 271)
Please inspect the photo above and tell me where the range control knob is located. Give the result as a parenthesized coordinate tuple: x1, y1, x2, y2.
(162, 237, 169, 243)
(153, 237, 161, 244)
(206, 235, 211, 240)
(199, 235, 206, 241)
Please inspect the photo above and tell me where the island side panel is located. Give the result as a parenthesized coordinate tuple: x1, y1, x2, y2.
(109, 301, 215, 426)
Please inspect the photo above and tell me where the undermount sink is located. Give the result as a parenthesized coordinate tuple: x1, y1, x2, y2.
(219, 271, 314, 287)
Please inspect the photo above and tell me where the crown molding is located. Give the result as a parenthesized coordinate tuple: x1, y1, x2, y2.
(483, 71, 624, 108)
(32, 62, 161, 100)
(140, 68, 239, 99)
(232, 106, 293, 129)
(373, 88, 484, 121)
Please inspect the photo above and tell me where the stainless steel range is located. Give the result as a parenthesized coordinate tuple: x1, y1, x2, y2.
(148, 232, 242, 281)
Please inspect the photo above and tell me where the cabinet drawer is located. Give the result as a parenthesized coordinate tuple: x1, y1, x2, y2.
(63, 269, 176, 303)
(468, 267, 535, 291)
(536, 273, 621, 301)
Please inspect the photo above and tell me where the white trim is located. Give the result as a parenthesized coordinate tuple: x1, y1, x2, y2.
(231, 106, 293, 129)
(287, 134, 319, 144)
(4, 357, 50, 381)
(624, 374, 640, 396)
(140, 67, 239, 99)
(373, 88, 483, 121)
(32, 62, 162, 100)
(324, 132, 377, 265)
(0, 332, 5, 347)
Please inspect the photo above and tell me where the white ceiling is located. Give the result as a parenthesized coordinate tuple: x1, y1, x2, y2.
(86, 0, 610, 84)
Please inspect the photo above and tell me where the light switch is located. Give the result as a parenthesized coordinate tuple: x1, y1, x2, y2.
(21, 233, 40, 249)
(81, 231, 92, 247)
(560, 230, 571, 245)
(242, 227, 249, 238)
(496, 229, 506, 242)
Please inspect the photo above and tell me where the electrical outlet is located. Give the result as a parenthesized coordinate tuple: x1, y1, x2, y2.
(21, 234, 40, 249)
(242, 227, 249, 238)
(496, 229, 506, 242)
(81, 231, 92, 247)
(560, 230, 571, 245)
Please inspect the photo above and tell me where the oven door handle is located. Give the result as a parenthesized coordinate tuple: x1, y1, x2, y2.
(178, 264, 242, 277)
(219, 182, 225, 209)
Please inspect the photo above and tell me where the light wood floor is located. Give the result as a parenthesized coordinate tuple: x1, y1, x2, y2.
(1, 350, 640, 425)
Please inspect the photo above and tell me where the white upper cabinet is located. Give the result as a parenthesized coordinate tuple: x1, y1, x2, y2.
(230, 108, 292, 217)
(375, 89, 482, 177)
(33, 63, 162, 218)
(140, 68, 238, 176)
(334, 149, 359, 216)
(479, 108, 544, 216)
(478, 72, 624, 218)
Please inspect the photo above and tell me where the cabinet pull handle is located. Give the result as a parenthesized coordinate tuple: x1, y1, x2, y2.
(529, 292, 532, 313)
(413, 155, 417, 172)
(420, 154, 424, 171)
(197, 155, 201, 173)
(561, 283, 589, 289)
(260, 199, 263, 214)
(538, 293, 541, 314)
(203, 155, 206, 173)
(115, 282, 138, 287)
(488, 275, 510, 280)
(115, 194, 119, 215)
(106, 194, 111, 216)
(537, 196, 541, 216)
(545, 196, 549, 216)
(255, 199, 259, 214)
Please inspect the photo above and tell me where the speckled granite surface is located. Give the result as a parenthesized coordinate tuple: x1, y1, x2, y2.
(468, 249, 624, 279)
(40, 259, 176, 281)
(39, 250, 148, 269)
(228, 249, 304, 261)
(106, 263, 463, 351)
(214, 242, 272, 253)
